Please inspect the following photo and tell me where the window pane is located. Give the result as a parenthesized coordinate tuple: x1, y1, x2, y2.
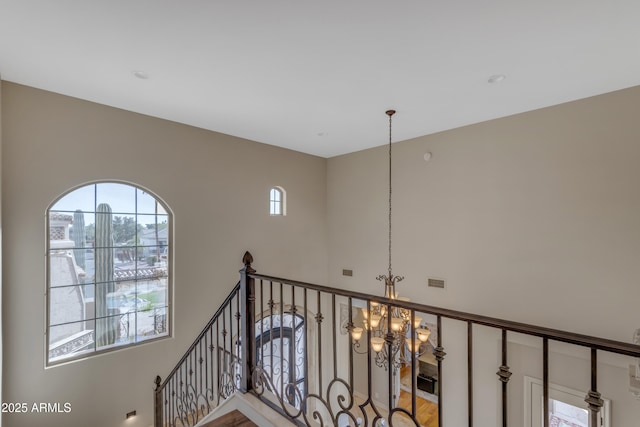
(151, 306, 168, 335)
(83, 249, 95, 285)
(51, 184, 96, 212)
(138, 213, 169, 229)
(118, 311, 135, 343)
(96, 183, 136, 213)
(49, 212, 75, 246)
(136, 307, 168, 342)
(270, 200, 281, 215)
(549, 398, 589, 427)
(94, 212, 114, 247)
(49, 237, 75, 250)
(95, 314, 127, 349)
(114, 245, 137, 264)
(109, 213, 136, 246)
(49, 322, 95, 363)
(140, 246, 167, 269)
(49, 285, 91, 326)
(98, 285, 127, 312)
(94, 249, 114, 285)
(138, 215, 169, 249)
(135, 278, 167, 307)
(137, 188, 168, 215)
(116, 280, 137, 296)
(82, 283, 95, 299)
(49, 251, 82, 287)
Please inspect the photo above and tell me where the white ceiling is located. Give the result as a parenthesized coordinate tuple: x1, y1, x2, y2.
(1, 1, 639, 158)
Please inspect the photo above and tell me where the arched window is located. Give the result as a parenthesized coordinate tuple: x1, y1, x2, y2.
(46, 181, 172, 365)
(269, 186, 286, 216)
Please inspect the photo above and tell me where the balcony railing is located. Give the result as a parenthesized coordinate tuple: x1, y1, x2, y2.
(155, 252, 640, 427)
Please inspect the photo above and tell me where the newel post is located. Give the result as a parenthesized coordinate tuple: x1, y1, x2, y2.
(154, 375, 163, 427)
(239, 251, 256, 393)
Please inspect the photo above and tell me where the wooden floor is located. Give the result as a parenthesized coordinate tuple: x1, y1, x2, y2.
(397, 389, 438, 427)
(396, 366, 439, 427)
(200, 409, 257, 427)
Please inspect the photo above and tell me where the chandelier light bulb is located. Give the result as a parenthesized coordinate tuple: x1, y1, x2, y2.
(371, 337, 385, 353)
(407, 338, 421, 353)
(370, 314, 382, 328)
(413, 316, 423, 329)
(417, 328, 431, 343)
(391, 317, 404, 332)
(351, 327, 363, 341)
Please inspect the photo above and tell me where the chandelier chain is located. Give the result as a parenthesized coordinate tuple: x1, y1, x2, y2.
(352, 109, 431, 370)
(387, 112, 393, 277)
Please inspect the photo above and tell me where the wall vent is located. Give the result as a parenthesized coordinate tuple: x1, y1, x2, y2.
(428, 278, 445, 288)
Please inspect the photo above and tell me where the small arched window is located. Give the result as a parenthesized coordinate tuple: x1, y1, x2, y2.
(46, 181, 172, 365)
(269, 186, 286, 216)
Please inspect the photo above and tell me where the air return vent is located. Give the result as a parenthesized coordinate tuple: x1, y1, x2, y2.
(428, 278, 445, 288)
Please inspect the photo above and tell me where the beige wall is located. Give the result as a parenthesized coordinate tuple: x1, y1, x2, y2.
(327, 86, 640, 424)
(0, 82, 328, 427)
(0, 75, 3, 427)
(3, 79, 640, 426)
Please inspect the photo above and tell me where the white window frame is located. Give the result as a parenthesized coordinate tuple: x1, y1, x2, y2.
(524, 376, 610, 427)
(46, 181, 172, 366)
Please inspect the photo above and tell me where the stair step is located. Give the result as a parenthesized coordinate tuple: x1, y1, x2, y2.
(199, 409, 257, 427)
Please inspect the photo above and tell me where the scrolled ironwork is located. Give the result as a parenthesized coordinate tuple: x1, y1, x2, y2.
(251, 365, 304, 419)
(155, 251, 640, 427)
(388, 406, 421, 427)
(173, 382, 215, 427)
(357, 394, 385, 427)
(301, 378, 357, 427)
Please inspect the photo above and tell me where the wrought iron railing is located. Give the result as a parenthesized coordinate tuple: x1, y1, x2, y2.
(154, 280, 244, 427)
(155, 252, 640, 427)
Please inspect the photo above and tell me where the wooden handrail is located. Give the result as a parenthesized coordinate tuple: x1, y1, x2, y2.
(250, 272, 640, 358)
(158, 281, 241, 390)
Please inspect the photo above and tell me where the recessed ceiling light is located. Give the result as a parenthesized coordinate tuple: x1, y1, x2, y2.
(488, 74, 506, 84)
(132, 71, 149, 80)
(317, 132, 328, 137)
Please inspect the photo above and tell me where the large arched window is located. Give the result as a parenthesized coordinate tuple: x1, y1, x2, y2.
(46, 181, 172, 365)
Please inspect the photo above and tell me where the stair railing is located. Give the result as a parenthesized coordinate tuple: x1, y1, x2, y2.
(154, 252, 256, 427)
(156, 252, 640, 427)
